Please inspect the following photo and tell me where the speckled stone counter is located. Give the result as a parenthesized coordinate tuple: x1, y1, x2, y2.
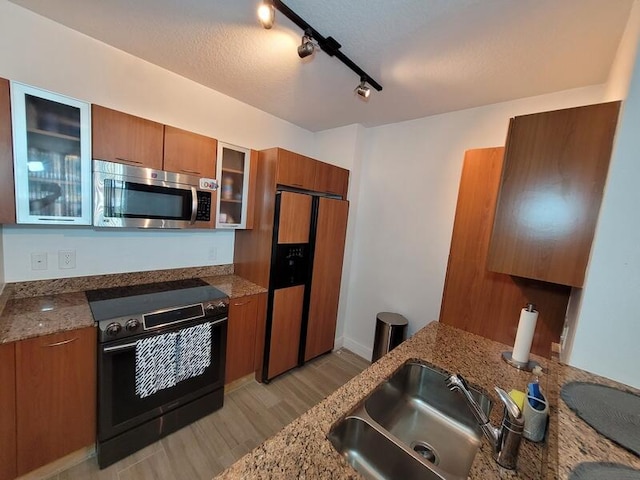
(0, 267, 265, 344)
(216, 321, 549, 479)
(548, 362, 640, 479)
(0, 290, 94, 344)
(216, 321, 640, 480)
(203, 275, 267, 298)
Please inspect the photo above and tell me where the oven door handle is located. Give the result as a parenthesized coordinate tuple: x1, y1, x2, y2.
(189, 186, 198, 224)
(102, 317, 227, 353)
(103, 342, 137, 353)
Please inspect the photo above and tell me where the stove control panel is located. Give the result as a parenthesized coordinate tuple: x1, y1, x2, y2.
(97, 297, 229, 343)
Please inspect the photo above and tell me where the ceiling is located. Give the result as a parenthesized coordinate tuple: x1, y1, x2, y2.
(9, 0, 634, 132)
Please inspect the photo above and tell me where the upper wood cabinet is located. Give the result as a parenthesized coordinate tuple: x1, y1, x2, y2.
(272, 147, 349, 198)
(0, 342, 16, 480)
(15, 327, 96, 476)
(92, 104, 164, 169)
(92, 105, 218, 180)
(487, 102, 621, 287)
(276, 149, 316, 190)
(163, 125, 216, 177)
(0, 77, 15, 225)
(314, 161, 349, 199)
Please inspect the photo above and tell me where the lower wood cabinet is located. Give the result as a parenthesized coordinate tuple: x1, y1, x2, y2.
(225, 293, 267, 384)
(0, 343, 16, 480)
(15, 327, 96, 476)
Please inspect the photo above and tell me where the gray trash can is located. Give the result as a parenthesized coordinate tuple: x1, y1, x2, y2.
(371, 312, 408, 362)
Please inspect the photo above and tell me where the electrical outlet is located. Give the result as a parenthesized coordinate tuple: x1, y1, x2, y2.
(31, 252, 48, 270)
(58, 250, 76, 269)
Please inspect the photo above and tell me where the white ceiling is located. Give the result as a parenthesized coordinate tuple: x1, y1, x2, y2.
(9, 0, 634, 132)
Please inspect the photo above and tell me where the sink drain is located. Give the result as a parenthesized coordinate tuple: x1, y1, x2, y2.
(411, 441, 439, 465)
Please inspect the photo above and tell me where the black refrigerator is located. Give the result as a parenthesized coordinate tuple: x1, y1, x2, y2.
(260, 190, 349, 381)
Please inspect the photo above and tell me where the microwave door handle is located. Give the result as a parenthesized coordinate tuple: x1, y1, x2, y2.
(190, 186, 198, 224)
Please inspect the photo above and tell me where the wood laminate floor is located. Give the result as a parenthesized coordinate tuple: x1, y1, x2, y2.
(39, 349, 369, 480)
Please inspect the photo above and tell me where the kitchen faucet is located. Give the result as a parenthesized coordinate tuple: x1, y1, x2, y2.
(445, 374, 524, 470)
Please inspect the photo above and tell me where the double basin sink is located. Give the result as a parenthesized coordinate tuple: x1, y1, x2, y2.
(328, 361, 492, 480)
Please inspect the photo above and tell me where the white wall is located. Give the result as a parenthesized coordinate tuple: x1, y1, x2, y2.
(0, 1, 316, 282)
(604, 0, 640, 101)
(340, 85, 606, 360)
(561, 19, 640, 389)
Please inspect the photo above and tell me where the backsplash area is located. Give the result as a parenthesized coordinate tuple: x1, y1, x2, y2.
(1, 225, 234, 282)
(8, 264, 233, 298)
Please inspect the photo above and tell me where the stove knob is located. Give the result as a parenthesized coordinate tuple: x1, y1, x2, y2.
(105, 322, 122, 336)
(205, 303, 217, 312)
(125, 319, 140, 332)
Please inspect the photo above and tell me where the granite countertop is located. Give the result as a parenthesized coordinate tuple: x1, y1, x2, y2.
(548, 362, 640, 478)
(0, 271, 266, 344)
(217, 321, 548, 479)
(202, 275, 267, 299)
(216, 321, 640, 480)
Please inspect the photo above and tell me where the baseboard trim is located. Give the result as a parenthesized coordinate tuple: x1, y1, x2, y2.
(342, 337, 372, 362)
(17, 445, 95, 480)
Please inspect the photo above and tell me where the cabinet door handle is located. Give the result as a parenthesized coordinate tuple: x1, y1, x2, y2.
(180, 169, 201, 175)
(43, 337, 78, 347)
(115, 157, 143, 165)
(233, 300, 252, 306)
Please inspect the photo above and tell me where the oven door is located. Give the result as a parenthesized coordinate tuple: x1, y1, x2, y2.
(97, 316, 227, 442)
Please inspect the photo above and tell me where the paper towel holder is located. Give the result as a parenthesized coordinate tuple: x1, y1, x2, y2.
(502, 303, 540, 372)
(501, 351, 540, 372)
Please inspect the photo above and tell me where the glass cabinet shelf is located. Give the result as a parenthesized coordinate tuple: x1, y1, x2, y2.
(11, 82, 91, 225)
(216, 142, 251, 229)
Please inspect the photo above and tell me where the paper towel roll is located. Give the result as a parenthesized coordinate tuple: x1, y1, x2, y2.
(512, 306, 539, 364)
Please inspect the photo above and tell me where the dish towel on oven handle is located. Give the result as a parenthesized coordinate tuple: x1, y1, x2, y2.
(135, 332, 179, 398)
(176, 322, 212, 382)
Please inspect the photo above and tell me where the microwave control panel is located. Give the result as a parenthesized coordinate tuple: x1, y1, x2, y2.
(196, 191, 212, 221)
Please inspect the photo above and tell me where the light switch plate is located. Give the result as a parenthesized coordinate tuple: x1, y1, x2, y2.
(31, 252, 47, 270)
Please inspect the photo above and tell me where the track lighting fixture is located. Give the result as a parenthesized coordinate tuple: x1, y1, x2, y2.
(354, 78, 371, 100)
(297, 32, 315, 59)
(257, 0, 275, 29)
(257, 0, 382, 96)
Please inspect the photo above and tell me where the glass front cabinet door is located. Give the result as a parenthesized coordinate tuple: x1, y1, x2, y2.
(216, 142, 251, 229)
(11, 82, 91, 225)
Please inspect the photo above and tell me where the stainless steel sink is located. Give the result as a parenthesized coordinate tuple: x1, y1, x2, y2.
(328, 361, 492, 480)
(328, 417, 445, 480)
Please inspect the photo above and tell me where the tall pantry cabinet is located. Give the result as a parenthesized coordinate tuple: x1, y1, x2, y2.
(234, 148, 349, 381)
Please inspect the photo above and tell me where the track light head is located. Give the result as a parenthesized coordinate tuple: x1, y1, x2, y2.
(297, 34, 315, 59)
(355, 79, 371, 99)
(258, 0, 275, 29)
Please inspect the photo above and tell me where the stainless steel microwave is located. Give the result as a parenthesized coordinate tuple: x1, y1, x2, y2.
(93, 159, 218, 228)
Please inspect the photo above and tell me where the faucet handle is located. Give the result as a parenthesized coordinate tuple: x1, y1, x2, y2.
(494, 387, 523, 424)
